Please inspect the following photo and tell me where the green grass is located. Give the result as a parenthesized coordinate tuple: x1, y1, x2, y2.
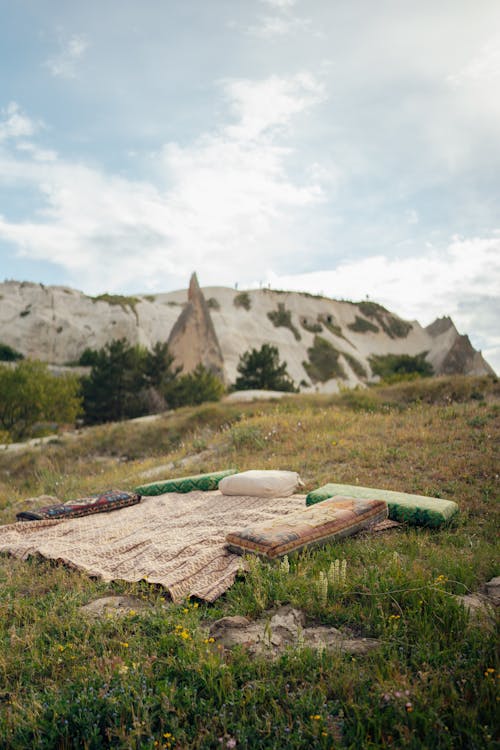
(0, 376, 498, 749)
(91, 294, 141, 314)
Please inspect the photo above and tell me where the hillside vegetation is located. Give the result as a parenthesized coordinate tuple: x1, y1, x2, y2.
(0, 376, 498, 749)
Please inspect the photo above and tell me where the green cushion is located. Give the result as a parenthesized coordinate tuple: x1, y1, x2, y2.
(135, 469, 238, 497)
(306, 483, 458, 528)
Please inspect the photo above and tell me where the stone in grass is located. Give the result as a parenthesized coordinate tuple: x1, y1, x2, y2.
(484, 576, 500, 606)
(80, 595, 152, 619)
(455, 577, 499, 628)
(209, 605, 379, 657)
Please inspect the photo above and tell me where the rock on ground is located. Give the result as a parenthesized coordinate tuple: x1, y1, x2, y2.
(209, 605, 380, 657)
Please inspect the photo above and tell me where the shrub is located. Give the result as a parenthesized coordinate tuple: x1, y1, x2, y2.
(167, 364, 224, 407)
(78, 348, 100, 366)
(267, 303, 301, 341)
(318, 314, 345, 339)
(300, 318, 323, 334)
(0, 342, 24, 362)
(356, 301, 412, 339)
(234, 344, 297, 392)
(0, 360, 82, 440)
(347, 315, 380, 334)
(207, 297, 220, 311)
(91, 294, 140, 313)
(303, 336, 347, 382)
(342, 352, 368, 378)
(369, 352, 434, 382)
(234, 292, 251, 310)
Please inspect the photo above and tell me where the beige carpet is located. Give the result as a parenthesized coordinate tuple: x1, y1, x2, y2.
(0, 491, 305, 602)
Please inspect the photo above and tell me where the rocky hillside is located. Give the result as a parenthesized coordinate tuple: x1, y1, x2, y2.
(0, 277, 494, 391)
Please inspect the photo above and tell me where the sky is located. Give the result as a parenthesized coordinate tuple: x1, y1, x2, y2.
(0, 0, 499, 370)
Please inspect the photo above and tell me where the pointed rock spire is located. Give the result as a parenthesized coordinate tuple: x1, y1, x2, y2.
(167, 272, 225, 382)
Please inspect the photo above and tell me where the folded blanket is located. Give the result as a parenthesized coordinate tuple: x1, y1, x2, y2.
(135, 469, 238, 497)
(306, 483, 458, 527)
(226, 496, 388, 559)
(16, 489, 141, 521)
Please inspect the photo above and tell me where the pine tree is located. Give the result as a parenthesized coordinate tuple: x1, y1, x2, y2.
(234, 344, 297, 392)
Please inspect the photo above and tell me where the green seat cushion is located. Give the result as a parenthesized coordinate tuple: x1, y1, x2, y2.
(226, 496, 388, 559)
(135, 469, 238, 497)
(306, 483, 458, 527)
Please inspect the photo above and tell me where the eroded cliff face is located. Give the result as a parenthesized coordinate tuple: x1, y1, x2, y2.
(167, 273, 225, 381)
(424, 317, 495, 376)
(0, 279, 495, 390)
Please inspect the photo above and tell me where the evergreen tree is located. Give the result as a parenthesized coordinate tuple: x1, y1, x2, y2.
(234, 344, 297, 392)
(82, 339, 146, 424)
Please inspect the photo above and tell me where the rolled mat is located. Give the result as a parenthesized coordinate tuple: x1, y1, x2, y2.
(135, 469, 238, 496)
(16, 489, 141, 521)
(306, 483, 458, 527)
(226, 496, 388, 559)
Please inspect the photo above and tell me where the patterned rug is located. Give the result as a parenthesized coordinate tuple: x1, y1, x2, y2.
(0, 491, 306, 602)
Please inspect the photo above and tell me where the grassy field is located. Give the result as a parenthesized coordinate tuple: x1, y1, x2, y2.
(0, 376, 498, 749)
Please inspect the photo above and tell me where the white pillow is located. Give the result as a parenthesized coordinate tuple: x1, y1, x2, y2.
(218, 470, 303, 497)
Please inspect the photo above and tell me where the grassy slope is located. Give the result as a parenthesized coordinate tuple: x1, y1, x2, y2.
(0, 376, 498, 749)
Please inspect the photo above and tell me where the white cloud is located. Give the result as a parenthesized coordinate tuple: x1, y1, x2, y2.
(0, 73, 326, 292)
(0, 102, 38, 142)
(405, 209, 419, 225)
(45, 33, 88, 79)
(447, 36, 500, 87)
(223, 73, 325, 140)
(247, 15, 313, 39)
(260, 0, 297, 8)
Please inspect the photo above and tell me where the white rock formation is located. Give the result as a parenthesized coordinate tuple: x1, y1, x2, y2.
(0, 279, 494, 390)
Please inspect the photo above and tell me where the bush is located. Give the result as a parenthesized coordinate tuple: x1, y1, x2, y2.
(0, 360, 82, 440)
(234, 344, 297, 392)
(303, 336, 347, 383)
(342, 352, 368, 378)
(91, 294, 140, 313)
(0, 342, 24, 361)
(356, 301, 412, 339)
(267, 303, 301, 341)
(347, 316, 380, 334)
(300, 318, 323, 334)
(234, 292, 251, 310)
(78, 348, 100, 366)
(206, 297, 220, 311)
(319, 314, 345, 339)
(369, 352, 434, 382)
(167, 364, 224, 407)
